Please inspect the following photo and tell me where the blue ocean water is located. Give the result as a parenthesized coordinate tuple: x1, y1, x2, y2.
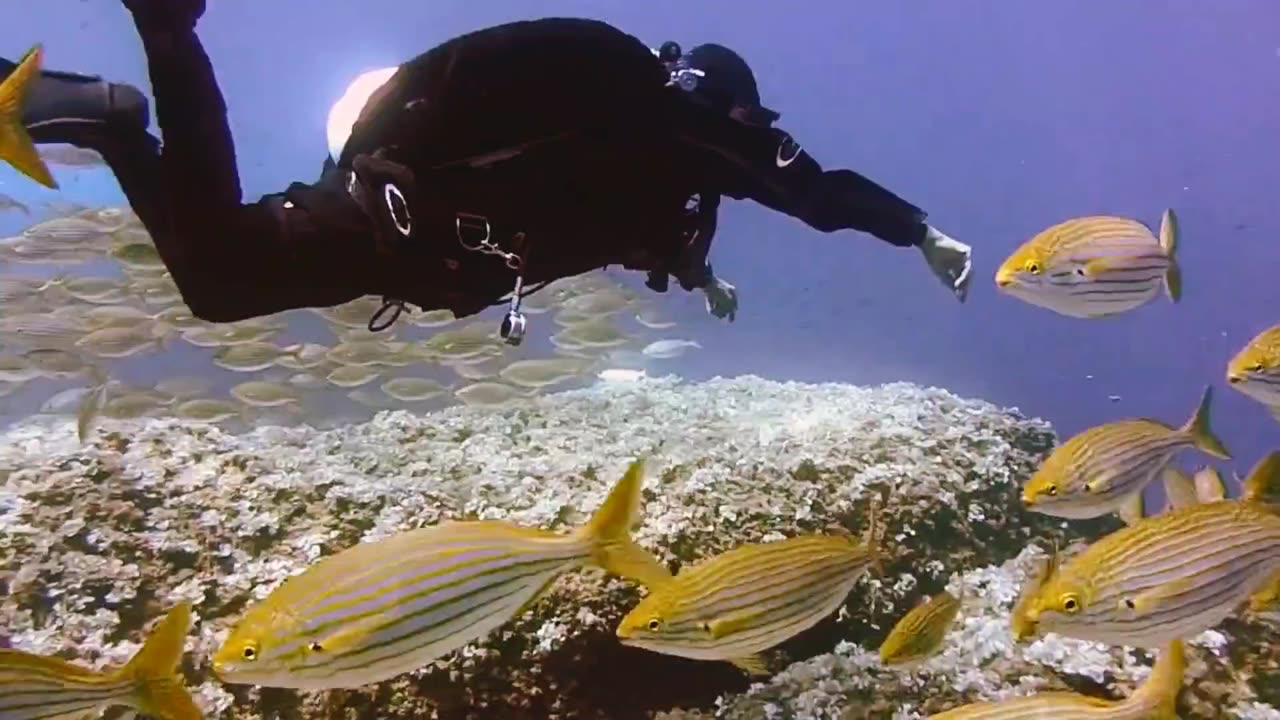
(4, 0, 1278, 467)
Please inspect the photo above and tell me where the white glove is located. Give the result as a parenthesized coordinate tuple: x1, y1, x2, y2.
(702, 275, 738, 322)
(919, 225, 973, 303)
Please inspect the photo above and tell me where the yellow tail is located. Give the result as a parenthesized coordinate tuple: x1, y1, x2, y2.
(1181, 386, 1230, 460)
(116, 602, 204, 720)
(0, 45, 57, 189)
(1126, 640, 1185, 718)
(1242, 451, 1280, 504)
(1159, 208, 1180, 302)
(576, 459, 673, 589)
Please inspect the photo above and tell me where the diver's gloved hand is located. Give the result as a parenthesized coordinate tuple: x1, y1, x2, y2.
(919, 225, 972, 303)
(121, 0, 206, 30)
(703, 275, 738, 322)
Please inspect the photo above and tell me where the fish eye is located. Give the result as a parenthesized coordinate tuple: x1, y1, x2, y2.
(1252, 362, 1266, 373)
(1046, 485, 1058, 497)
(1023, 260, 1041, 274)
(241, 644, 258, 661)
(646, 618, 662, 632)
(1061, 594, 1080, 614)
(308, 642, 324, 653)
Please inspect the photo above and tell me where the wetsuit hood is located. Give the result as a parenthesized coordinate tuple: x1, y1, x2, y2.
(683, 43, 779, 126)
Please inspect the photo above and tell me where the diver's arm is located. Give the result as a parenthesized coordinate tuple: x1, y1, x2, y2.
(123, 1, 377, 322)
(670, 97, 971, 300)
(671, 97, 929, 245)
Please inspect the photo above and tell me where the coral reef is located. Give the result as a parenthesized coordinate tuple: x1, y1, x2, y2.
(1, 375, 1271, 718)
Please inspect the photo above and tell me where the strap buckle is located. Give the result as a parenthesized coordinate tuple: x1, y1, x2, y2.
(455, 213, 524, 270)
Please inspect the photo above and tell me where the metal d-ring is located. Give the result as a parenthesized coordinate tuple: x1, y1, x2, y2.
(455, 213, 491, 252)
(384, 183, 412, 237)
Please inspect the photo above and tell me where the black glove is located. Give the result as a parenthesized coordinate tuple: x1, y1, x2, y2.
(122, 0, 207, 31)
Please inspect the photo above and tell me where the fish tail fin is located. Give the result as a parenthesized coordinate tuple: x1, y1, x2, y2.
(1181, 386, 1230, 459)
(1128, 640, 1185, 717)
(1159, 209, 1181, 303)
(0, 46, 58, 189)
(576, 459, 672, 589)
(1242, 451, 1280, 504)
(117, 602, 203, 720)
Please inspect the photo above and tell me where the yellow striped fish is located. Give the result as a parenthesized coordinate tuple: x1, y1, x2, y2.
(1241, 452, 1280, 614)
(614, 504, 882, 675)
(0, 45, 58, 189)
(1021, 386, 1229, 523)
(878, 588, 962, 666)
(1013, 497, 1280, 648)
(211, 460, 670, 690)
(1228, 323, 1280, 423)
(0, 602, 202, 720)
(928, 640, 1183, 719)
(994, 211, 1179, 319)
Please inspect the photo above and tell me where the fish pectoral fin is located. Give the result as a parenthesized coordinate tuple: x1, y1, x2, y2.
(310, 614, 385, 656)
(729, 654, 770, 676)
(1084, 473, 1115, 494)
(1122, 578, 1196, 615)
(708, 614, 755, 640)
(1117, 492, 1146, 526)
(1081, 257, 1122, 277)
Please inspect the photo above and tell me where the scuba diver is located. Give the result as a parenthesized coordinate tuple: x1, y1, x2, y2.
(0, 0, 973, 345)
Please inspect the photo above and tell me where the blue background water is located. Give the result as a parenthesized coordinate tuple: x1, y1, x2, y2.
(4, 1, 1278, 477)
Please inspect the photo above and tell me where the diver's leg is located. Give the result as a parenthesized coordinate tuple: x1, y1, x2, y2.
(0, 56, 168, 233)
(123, 0, 242, 222)
(117, 0, 380, 322)
(0, 58, 151, 140)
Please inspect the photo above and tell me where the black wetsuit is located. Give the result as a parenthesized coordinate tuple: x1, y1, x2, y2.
(16, 10, 930, 326)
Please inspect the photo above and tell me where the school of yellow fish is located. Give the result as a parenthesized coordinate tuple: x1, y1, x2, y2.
(2, 40, 1280, 720)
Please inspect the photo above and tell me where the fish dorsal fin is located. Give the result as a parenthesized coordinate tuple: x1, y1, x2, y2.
(1242, 452, 1280, 504)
